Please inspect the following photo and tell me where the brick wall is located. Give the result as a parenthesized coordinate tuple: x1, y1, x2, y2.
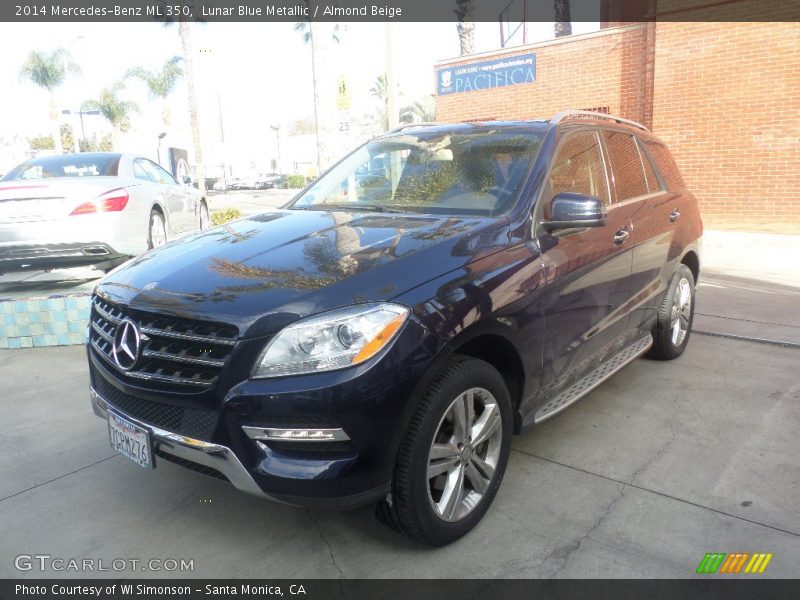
(435, 25, 650, 125)
(435, 18, 800, 230)
(651, 22, 800, 229)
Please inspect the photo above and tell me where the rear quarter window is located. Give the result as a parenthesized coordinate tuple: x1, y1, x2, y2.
(645, 141, 686, 190)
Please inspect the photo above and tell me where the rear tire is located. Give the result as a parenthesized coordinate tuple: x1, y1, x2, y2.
(376, 355, 512, 546)
(147, 209, 168, 250)
(648, 264, 695, 360)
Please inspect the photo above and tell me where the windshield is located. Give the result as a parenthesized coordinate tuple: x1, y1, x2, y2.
(1, 154, 121, 181)
(290, 129, 543, 215)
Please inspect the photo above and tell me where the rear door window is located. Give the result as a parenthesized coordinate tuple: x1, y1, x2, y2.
(548, 131, 609, 205)
(603, 131, 649, 201)
(645, 141, 685, 190)
(636, 139, 663, 193)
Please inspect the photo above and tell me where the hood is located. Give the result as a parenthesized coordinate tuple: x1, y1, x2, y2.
(97, 209, 510, 337)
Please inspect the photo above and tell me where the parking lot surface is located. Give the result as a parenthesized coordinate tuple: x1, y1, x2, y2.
(1, 269, 799, 579)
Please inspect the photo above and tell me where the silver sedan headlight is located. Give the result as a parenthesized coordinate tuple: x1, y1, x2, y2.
(252, 303, 410, 378)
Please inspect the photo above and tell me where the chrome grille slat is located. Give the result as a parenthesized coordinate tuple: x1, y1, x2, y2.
(142, 349, 226, 368)
(139, 325, 236, 347)
(90, 321, 115, 344)
(91, 338, 215, 388)
(89, 296, 238, 390)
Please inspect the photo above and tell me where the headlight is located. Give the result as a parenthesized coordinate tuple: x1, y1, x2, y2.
(252, 303, 410, 378)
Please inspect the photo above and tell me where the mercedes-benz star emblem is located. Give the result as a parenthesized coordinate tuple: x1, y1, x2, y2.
(112, 319, 142, 371)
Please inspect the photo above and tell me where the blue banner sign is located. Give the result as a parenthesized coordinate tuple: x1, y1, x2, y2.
(438, 53, 536, 95)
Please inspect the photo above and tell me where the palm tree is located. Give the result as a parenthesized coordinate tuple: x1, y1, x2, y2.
(554, 0, 573, 37)
(125, 56, 183, 130)
(157, 4, 207, 195)
(19, 48, 81, 154)
(400, 96, 436, 124)
(295, 6, 343, 172)
(82, 81, 140, 149)
(455, 0, 475, 55)
(370, 75, 391, 131)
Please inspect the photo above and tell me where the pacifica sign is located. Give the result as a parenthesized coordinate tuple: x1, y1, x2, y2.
(438, 53, 536, 95)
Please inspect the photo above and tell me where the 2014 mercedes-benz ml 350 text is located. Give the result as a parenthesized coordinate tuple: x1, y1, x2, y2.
(88, 111, 702, 546)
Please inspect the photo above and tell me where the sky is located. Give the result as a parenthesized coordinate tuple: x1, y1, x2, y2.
(0, 21, 598, 174)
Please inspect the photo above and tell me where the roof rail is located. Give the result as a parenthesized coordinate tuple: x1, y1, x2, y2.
(550, 110, 649, 132)
(384, 121, 441, 135)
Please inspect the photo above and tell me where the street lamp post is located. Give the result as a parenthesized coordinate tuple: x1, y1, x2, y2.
(270, 124, 281, 174)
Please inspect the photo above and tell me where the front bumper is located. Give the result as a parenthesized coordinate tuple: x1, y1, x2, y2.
(88, 317, 442, 509)
(91, 387, 274, 500)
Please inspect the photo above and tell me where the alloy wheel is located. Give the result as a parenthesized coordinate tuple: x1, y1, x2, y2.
(427, 387, 503, 522)
(150, 213, 167, 247)
(670, 277, 692, 346)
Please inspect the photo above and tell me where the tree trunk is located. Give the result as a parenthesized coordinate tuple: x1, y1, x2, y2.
(179, 20, 206, 195)
(309, 22, 324, 175)
(554, 0, 573, 38)
(49, 92, 63, 154)
(455, 0, 475, 56)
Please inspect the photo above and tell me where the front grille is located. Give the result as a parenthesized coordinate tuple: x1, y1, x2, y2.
(93, 370, 219, 440)
(89, 295, 238, 390)
(155, 449, 229, 482)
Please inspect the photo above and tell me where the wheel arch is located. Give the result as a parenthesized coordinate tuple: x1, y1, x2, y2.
(680, 249, 700, 283)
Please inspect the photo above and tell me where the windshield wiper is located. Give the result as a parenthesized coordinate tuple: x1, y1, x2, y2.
(317, 204, 408, 213)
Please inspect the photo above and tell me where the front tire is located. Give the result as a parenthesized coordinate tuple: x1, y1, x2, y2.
(377, 355, 512, 546)
(199, 201, 210, 231)
(147, 209, 168, 249)
(648, 264, 696, 360)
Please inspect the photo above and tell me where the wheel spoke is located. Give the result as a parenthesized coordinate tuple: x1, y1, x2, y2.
(451, 395, 469, 443)
(471, 403, 501, 449)
(465, 460, 490, 494)
(678, 281, 690, 308)
(671, 319, 681, 344)
(438, 465, 465, 520)
(428, 443, 460, 479)
(471, 454, 495, 480)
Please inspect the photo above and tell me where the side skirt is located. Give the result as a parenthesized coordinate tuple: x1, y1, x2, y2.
(533, 333, 654, 424)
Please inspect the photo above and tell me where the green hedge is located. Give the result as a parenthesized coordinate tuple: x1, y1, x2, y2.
(211, 208, 242, 226)
(285, 174, 306, 189)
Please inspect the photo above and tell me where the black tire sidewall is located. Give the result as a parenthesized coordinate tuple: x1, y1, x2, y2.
(396, 357, 513, 546)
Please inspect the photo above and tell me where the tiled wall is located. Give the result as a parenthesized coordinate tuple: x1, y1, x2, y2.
(0, 294, 91, 348)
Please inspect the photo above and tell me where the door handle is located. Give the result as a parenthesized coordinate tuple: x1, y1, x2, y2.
(613, 229, 630, 245)
(669, 209, 681, 223)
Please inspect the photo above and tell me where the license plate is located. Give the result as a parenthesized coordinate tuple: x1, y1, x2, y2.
(108, 411, 153, 469)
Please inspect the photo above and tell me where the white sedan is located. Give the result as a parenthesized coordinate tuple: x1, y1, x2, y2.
(0, 152, 209, 274)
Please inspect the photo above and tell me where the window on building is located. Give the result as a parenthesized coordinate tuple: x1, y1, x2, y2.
(645, 141, 685, 190)
(603, 131, 649, 201)
(548, 131, 609, 206)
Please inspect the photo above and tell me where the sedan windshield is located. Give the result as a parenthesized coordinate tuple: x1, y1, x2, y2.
(290, 129, 543, 215)
(1, 153, 121, 181)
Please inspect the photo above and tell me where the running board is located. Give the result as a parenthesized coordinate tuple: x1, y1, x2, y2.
(534, 334, 653, 424)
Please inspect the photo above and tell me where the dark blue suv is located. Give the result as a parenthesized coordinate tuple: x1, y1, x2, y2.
(88, 112, 702, 546)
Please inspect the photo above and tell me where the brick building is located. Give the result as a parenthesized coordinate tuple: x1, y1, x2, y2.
(435, 15, 799, 230)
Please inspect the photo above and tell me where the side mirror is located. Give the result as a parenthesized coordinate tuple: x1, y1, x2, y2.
(182, 175, 192, 185)
(542, 192, 607, 232)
